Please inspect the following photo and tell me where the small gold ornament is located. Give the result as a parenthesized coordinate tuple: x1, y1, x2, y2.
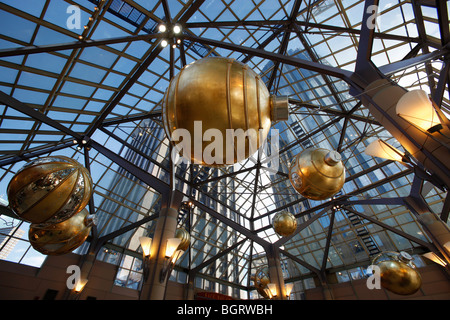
(272, 211, 297, 237)
(289, 147, 345, 200)
(175, 228, 190, 251)
(29, 208, 95, 255)
(372, 251, 422, 295)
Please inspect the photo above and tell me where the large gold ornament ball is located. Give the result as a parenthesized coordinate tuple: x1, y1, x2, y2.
(289, 147, 345, 200)
(272, 211, 297, 237)
(175, 228, 190, 251)
(253, 266, 271, 299)
(7, 156, 93, 225)
(29, 208, 95, 255)
(372, 251, 422, 295)
(163, 56, 289, 167)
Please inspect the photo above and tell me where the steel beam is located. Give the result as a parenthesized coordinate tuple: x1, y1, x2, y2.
(0, 33, 162, 58)
(343, 206, 434, 250)
(87, 0, 205, 137)
(321, 210, 335, 272)
(182, 34, 356, 84)
(101, 110, 162, 127)
(279, 248, 321, 276)
(433, 60, 450, 106)
(185, 20, 421, 45)
(378, 49, 449, 76)
(189, 238, 247, 274)
(191, 197, 269, 248)
(0, 91, 82, 140)
(0, 138, 75, 167)
(274, 206, 330, 247)
(89, 139, 170, 194)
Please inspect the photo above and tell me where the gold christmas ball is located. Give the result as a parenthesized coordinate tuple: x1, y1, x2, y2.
(175, 228, 190, 251)
(163, 56, 289, 167)
(272, 211, 297, 237)
(253, 266, 270, 299)
(7, 156, 93, 225)
(372, 251, 422, 295)
(289, 147, 345, 200)
(29, 208, 95, 255)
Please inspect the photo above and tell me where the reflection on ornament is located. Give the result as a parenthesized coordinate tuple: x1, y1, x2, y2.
(7, 156, 93, 225)
(253, 266, 271, 299)
(288, 147, 345, 200)
(372, 251, 422, 295)
(175, 228, 190, 251)
(29, 208, 95, 255)
(162, 56, 289, 167)
(272, 211, 297, 237)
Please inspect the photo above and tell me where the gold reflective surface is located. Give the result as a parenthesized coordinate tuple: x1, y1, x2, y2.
(253, 266, 270, 299)
(29, 208, 95, 255)
(7, 156, 93, 224)
(272, 211, 297, 237)
(289, 148, 345, 200)
(372, 251, 422, 295)
(163, 57, 279, 167)
(175, 227, 190, 251)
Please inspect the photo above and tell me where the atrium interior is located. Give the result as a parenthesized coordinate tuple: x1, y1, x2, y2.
(0, 0, 449, 301)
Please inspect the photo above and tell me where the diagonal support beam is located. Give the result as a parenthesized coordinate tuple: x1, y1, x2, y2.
(182, 34, 356, 84)
(343, 206, 434, 250)
(0, 33, 162, 58)
(0, 91, 82, 140)
(354, 0, 381, 83)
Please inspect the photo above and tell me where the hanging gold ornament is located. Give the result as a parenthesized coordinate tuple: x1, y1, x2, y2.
(162, 56, 289, 167)
(29, 208, 95, 255)
(7, 156, 93, 225)
(253, 266, 271, 299)
(272, 211, 297, 237)
(175, 228, 190, 251)
(289, 147, 345, 200)
(372, 251, 422, 295)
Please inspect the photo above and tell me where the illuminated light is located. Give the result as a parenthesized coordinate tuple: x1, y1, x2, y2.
(422, 252, 447, 267)
(165, 238, 182, 258)
(139, 236, 152, 257)
(285, 283, 294, 297)
(364, 139, 406, 162)
(161, 39, 168, 47)
(264, 288, 273, 299)
(173, 24, 182, 34)
(159, 24, 167, 32)
(267, 283, 277, 297)
(396, 89, 443, 133)
(74, 279, 88, 293)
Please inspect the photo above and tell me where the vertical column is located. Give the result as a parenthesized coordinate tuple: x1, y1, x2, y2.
(362, 79, 450, 264)
(362, 79, 450, 187)
(265, 245, 287, 300)
(140, 191, 183, 300)
(185, 272, 196, 300)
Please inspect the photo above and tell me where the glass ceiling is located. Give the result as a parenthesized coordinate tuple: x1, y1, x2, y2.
(0, 0, 448, 299)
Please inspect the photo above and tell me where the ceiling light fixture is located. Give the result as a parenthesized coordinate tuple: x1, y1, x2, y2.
(158, 24, 167, 33)
(364, 139, 408, 163)
(396, 89, 445, 134)
(173, 24, 182, 34)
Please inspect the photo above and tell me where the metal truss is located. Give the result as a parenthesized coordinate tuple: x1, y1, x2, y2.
(0, 0, 449, 296)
